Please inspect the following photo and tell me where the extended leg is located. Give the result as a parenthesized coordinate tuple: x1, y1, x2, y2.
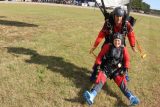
(83, 71, 106, 105)
(114, 75, 140, 106)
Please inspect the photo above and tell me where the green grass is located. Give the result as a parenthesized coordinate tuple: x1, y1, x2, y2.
(0, 3, 160, 107)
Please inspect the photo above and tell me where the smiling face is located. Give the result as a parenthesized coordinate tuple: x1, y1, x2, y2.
(113, 38, 122, 48)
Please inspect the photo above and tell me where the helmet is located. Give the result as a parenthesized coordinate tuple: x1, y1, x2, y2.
(113, 7, 125, 17)
(113, 33, 123, 41)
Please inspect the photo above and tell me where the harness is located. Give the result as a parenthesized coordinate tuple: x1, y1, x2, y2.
(100, 44, 124, 79)
(104, 15, 128, 46)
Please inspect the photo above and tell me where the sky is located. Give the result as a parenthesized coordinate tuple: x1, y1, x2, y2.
(143, 0, 160, 10)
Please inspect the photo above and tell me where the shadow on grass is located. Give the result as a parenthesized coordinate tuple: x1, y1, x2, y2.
(6, 47, 128, 106)
(0, 16, 7, 18)
(0, 19, 38, 27)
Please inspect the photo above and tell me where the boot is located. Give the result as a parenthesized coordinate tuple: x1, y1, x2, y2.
(129, 95, 140, 106)
(126, 91, 140, 106)
(83, 90, 97, 105)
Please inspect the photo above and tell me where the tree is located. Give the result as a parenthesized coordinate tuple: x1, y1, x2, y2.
(141, 2, 150, 12)
(131, 0, 150, 13)
(131, 0, 142, 10)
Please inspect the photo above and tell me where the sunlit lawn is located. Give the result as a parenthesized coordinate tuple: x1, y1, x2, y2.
(0, 2, 160, 107)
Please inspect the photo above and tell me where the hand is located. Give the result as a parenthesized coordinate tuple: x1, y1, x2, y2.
(92, 64, 100, 71)
(120, 68, 128, 75)
(89, 47, 96, 54)
(131, 46, 138, 53)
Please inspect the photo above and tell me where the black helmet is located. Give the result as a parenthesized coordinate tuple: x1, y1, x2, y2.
(113, 7, 125, 17)
(113, 33, 123, 41)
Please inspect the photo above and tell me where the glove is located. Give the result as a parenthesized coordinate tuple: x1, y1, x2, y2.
(90, 64, 100, 82)
(120, 67, 128, 75)
(125, 71, 130, 82)
(92, 64, 100, 71)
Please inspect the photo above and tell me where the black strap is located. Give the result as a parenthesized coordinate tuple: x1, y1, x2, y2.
(95, 0, 110, 20)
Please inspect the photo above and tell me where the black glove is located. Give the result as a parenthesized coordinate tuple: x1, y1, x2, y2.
(120, 67, 128, 75)
(92, 64, 100, 71)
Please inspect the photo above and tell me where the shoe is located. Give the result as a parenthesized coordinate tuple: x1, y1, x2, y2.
(83, 90, 97, 105)
(129, 95, 140, 106)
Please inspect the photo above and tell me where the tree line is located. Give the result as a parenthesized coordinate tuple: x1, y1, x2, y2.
(131, 0, 150, 13)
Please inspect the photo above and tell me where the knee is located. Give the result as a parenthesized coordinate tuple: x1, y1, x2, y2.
(95, 71, 106, 84)
(114, 75, 126, 86)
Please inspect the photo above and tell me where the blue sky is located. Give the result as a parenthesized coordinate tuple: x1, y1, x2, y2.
(143, 0, 160, 10)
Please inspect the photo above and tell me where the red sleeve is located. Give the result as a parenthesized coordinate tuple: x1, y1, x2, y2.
(93, 31, 105, 48)
(95, 44, 110, 65)
(127, 22, 136, 47)
(123, 47, 130, 69)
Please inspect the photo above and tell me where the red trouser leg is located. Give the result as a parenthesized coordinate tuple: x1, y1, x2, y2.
(95, 70, 107, 85)
(114, 75, 130, 98)
(92, 70, 106, 93)
(114, 75, 126, 87)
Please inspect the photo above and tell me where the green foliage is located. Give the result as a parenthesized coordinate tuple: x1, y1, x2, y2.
(141, 2, 150, 12)
(131, 0, 150, 12)
(131, 0, 142, 10)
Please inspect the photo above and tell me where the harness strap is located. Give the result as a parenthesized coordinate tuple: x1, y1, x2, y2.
(105, 20, 128, 46)
(100, 45, 124, 79)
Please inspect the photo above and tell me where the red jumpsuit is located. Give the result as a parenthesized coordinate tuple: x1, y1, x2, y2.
(94, 44, 130, 96)
(93, 21, 135, 48)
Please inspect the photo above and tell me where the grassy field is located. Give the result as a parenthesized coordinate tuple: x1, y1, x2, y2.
(0, 2, 160, 107)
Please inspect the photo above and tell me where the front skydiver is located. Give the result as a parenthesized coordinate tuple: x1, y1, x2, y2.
(83, 33, 140, 106)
